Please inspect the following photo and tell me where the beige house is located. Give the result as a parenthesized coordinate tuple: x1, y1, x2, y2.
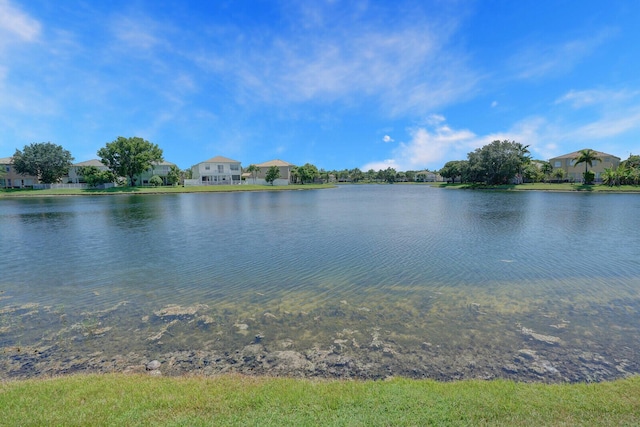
(0, 156, 39, 188)
(190, 156, 242, 185)
(67, 159, 110, 184)
(549, 150, 620, 182)
(246, 159, 295, 185)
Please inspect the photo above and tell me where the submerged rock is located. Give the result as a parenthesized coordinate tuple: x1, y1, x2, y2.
(521, 327, 561, 345)
(146, 360, 161, 370)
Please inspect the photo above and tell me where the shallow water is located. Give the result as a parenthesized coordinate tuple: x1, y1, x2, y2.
(1, 186, 639, 381)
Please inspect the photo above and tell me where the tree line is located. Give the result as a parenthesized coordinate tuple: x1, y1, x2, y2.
(10, 137, 176, 187)
(9, 138, 640, 188)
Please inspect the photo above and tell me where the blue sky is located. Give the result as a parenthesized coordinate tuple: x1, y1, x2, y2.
(1, 1, 639, 171)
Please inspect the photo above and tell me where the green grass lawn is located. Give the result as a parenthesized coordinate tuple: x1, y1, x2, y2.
(0, 184, 335, 198)
(436, 182, 640, 192)
(1, 374, 638, 426)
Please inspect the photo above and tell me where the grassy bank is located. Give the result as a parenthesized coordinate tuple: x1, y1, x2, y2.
(0, 184, 335, 198)
(436, 182, 640, 192)
(1, 374, 638, 426)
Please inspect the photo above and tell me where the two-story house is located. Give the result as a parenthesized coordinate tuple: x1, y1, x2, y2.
(0, 157, 39, 188)
(549, 150, 620, 183)
(190, 156, 242, 185)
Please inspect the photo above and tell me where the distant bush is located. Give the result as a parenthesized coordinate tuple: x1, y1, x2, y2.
(149, 175, 164, 187)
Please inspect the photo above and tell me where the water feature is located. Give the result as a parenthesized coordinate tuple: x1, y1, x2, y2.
(1, 186, 638, 381)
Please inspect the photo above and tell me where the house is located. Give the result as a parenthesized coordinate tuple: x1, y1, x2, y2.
(67, 159, 110, 184)
(189, 156, 242, 185)
(137, 161, 178, 185)
(0, 157, 39, 188)
(549, 150, 620, 183)
(415, 170, 443, 182)
(246, 159, 295, 185)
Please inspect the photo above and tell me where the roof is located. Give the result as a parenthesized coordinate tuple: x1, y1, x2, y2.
(0, 157, 13, 164)
(73, 159, 107, 167)
(202, 155, 241, 164)
(255, 159, 295, 167)
(151, 160, 177, 166)
(549, 150, 620, 160)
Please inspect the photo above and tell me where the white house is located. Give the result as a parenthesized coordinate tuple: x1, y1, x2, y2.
(189, 156, 242, 185)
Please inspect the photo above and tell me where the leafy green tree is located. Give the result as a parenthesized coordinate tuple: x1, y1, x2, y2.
(350, 168, 364, 182)
(380, 167, 396, 183)
(97, 136, 163, 186)
(466, 140, 524, 185)
(297, 163, 319, 184)
(77, 166, 115, 187)
(265, 165, 280, 185)
(245, 164, 259, 184)
(573, 149, 602, 184)
(166, 165, 181, 186)
(366, 169, 376, 182)
(12, 142, 74, 184)
(405, 170, 416, 182)
(439, 160, 465, 183)
(622, 154, 640, 170)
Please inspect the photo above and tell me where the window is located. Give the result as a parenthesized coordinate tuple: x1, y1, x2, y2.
(592, 160, 598, 166)
(554, 161, 561, 167)
(5, 166, 9, 172)
(218, 165, 224, 173)
(230, 164, 239, 171)
(205, 165, 210, 170)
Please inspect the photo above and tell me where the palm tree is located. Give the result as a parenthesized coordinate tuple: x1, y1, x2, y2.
(245, 164, 259, 184)
(540, 162, 552, 182)
(573, 149, 602, 183)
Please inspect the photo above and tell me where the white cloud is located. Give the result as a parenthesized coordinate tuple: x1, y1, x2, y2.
(0, 0, 41, 46)
(382, 135, 394, 143)
(362, 117, 480, 171)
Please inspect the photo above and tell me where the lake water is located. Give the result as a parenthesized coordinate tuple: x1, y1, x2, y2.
(1, 185, 639, 381)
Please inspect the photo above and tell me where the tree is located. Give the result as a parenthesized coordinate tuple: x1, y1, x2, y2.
(440, 160, 464, 183)
(350, 168, 364, 182)
(245, 164, 259, 184)
(265, 165, 280, 185)
(166, 165, 181, 186)
(540, 161, 553, 182)
(297, 163, 319, 184)
(552, 168, 565, 183)
(97, 136, 163, 186)
(573, 149, 602, 184)
(602, 167, 619, 187)
(466, 140, 525, 185)
(78, 166, 115, 187)
(12, 142, 74, 184)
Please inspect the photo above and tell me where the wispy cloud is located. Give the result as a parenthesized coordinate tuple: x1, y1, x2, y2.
(218, 4, 478, 116)
(555, 88, 640, 108)
(509, 30, 613, 80)
(0, 0, 41, 47)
